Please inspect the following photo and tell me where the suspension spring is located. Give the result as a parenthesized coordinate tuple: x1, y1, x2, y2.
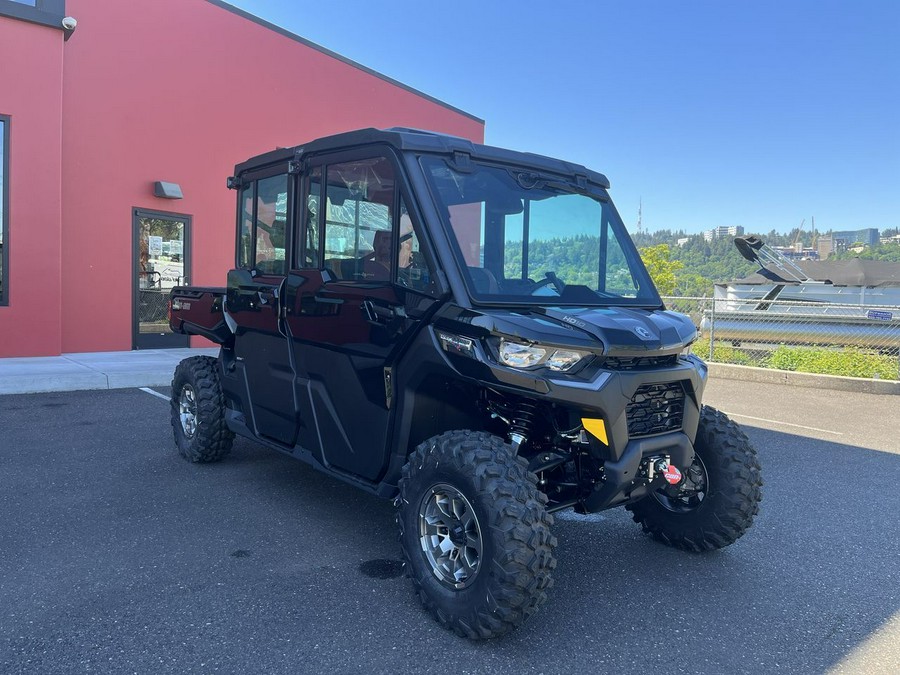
(508, 399, 539, 451)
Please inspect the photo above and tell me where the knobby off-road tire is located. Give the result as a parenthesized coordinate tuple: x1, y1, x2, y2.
(170, 355, 234, 463)
(398, 431, 557, 639)
(627, 405, 762, 552)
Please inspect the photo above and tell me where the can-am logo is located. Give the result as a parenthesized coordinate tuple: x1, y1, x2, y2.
(633, 326, 653, 340)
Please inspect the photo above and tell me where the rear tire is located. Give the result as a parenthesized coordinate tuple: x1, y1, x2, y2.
(398, 431, 556, 639)
(170, 355, 233, 463)
(627, 406, 762, 552)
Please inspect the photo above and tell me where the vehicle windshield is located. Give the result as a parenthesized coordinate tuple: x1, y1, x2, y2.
(420, 156, 660, 306)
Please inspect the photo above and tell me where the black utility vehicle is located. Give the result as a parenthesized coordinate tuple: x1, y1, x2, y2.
(169, 128, 762, 639)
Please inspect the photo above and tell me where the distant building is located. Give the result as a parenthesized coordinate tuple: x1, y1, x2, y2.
(831, 228, 880, 247)
(702, 225, 744, 242)
(817, 236, 847, 260)
(676, 237, 690, 247)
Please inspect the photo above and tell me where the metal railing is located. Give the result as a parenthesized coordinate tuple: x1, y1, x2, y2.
(662, 296, 900, 381)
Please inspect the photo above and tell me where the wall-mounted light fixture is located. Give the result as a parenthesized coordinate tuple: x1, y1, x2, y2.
(154, 181, 183, 199)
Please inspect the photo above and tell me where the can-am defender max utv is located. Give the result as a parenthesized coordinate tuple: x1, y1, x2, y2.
(168, 127, 762, 639)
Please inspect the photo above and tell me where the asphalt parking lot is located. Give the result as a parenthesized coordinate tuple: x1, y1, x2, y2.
(1, 378, 897, 674)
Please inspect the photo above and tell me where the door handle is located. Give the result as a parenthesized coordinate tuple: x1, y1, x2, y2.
(257, 288, 278, 305)
(361, 300, 406, 324)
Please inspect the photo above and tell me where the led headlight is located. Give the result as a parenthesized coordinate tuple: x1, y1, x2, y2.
(498, 339, 588, 372)
(498, 340, 547, 368)
(546, 349, 585, 371)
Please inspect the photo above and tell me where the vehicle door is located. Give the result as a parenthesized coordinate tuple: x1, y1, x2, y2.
(225, 168, 297, 445)
(283, 149, 441, 481)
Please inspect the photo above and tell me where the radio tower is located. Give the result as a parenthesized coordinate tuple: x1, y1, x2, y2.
(636, 198, 643, 233)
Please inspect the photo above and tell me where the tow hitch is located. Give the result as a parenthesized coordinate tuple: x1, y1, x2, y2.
(646, 457, 683, 485)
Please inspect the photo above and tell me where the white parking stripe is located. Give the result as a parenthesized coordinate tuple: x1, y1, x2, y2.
(722, 411, 843, 436)
(139, 387, 171, 402)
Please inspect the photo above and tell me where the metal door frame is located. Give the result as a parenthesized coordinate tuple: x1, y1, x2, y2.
(132, 208, 192, 349)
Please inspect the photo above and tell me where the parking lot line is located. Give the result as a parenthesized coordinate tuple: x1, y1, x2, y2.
(721, 411, 843, 436)
(139, 387, 171, 402)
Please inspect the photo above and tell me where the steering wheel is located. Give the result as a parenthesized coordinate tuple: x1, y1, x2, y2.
(530, 271, 565, 295)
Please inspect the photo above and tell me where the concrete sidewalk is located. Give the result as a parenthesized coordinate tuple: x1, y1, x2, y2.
(0, 348, 219, 395)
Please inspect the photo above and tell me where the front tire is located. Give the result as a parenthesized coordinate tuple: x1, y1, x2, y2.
(398, 431, 556, 639)
(627, 406, 762, 552)
(170, 355, 234, 463)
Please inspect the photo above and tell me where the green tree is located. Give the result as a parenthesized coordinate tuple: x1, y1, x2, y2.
(639, 244, 683, 296)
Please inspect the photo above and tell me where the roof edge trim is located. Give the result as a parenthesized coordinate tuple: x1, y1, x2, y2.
(205, 0, 484, 125)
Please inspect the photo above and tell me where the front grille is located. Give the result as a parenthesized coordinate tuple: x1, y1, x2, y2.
(626, 382, 685, 437)
(602, 354, 679, 370)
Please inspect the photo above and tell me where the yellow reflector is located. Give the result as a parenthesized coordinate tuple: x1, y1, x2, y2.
(581, 418, 608, 446)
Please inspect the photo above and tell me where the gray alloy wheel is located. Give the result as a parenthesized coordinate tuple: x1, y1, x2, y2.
(418, 483, 483, 589)
(178, 384, 198, 439)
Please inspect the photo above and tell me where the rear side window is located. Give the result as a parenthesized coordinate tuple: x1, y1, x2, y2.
(237, 173, 289, 275)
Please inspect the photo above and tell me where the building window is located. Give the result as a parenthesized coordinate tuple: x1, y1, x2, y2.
(0, 0, 66, 28)
(0, 115, 8, 306)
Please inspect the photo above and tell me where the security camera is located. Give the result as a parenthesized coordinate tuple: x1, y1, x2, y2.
(61, 16, 77, 30)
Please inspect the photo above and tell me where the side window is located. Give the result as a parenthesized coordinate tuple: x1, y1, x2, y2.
(238, 184, 253, 269)
(302, 167, 321, 268)
(602, 221, 638, 296)
(237, 173, 289, 275)
(255, 175, 288, 275)
(397, 198, 435, 294)
(323, 157, 394, 281)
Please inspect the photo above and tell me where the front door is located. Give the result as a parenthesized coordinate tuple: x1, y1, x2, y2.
(133, 209, 190, 349)
(284, 152, 440, 481)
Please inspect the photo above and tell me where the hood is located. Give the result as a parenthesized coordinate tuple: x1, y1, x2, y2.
(445, 305, 697, 357)
(539, 306, 697, 356)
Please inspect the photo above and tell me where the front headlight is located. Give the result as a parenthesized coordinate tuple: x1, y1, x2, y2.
(498, 339, 587, 372)
(498, 340, 547, 368)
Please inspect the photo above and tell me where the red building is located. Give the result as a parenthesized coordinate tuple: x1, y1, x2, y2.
(0, 0, 483, 357)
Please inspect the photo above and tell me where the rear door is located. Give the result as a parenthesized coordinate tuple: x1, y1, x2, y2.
(225, 168, 296, 445)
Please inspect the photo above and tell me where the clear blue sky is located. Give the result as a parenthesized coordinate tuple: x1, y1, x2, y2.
(228, 0, 898, 236)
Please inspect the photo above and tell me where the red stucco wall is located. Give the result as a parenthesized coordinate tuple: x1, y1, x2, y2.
(53, 0, 483, 354)
(0, 16, 64, 358)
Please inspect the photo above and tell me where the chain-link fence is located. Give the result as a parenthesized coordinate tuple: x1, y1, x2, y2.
(663, 296, 900, 381)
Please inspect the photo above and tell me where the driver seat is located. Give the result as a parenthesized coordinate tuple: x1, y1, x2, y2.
(467, 267, 500, 294)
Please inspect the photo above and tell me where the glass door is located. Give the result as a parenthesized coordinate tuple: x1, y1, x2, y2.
(133, 209, 191, 349)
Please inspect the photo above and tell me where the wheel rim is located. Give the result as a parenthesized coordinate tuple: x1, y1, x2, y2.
(178, 385, 198, 439)
(418, 483, 483, 589)
(651, 454, 709, 513)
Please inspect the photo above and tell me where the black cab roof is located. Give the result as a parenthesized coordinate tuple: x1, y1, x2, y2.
(232, 127, 610, 190)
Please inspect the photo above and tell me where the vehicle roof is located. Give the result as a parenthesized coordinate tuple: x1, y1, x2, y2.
(233, 127, 611, 189)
